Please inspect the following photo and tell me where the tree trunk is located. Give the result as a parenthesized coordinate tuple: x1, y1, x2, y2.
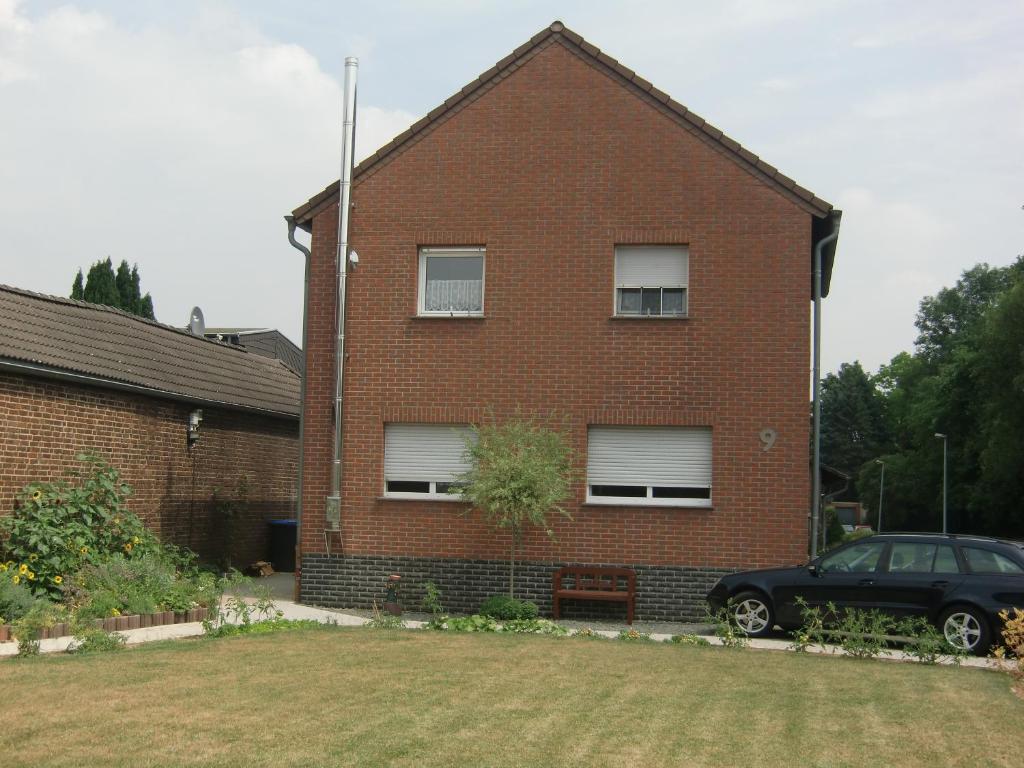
(509, 528, 516, 598)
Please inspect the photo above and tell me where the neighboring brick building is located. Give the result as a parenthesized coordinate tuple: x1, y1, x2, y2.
(0, 286, 300, 568)
(289, 22, 841, 619)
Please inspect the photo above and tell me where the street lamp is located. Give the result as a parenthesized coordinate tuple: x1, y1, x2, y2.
(934, 433, 948, 534)
(874, 459, 885, 533)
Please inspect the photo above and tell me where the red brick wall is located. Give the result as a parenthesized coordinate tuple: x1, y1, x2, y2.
(300, 40, 812, 572)
(0, 371, 299, 568)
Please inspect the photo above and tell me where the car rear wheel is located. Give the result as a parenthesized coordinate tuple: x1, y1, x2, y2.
(731, 591, 774, 637)
(939, 605, 991, 655)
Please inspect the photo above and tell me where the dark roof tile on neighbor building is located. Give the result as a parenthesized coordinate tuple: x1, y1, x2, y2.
(290, 20, 834, 228)
(0, 286, 300, 417)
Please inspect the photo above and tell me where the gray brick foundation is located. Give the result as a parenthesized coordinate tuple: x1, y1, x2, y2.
(299, 554, 730, 622)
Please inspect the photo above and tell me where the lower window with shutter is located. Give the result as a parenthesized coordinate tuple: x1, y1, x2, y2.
(586, 426, 712, 507)
(384, 424, 473, 499)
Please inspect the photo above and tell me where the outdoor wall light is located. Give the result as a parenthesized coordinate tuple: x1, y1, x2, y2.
(187, 409, 203, 447)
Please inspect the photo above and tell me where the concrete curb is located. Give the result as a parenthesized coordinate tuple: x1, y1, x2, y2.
(0, 598, 1002, 670)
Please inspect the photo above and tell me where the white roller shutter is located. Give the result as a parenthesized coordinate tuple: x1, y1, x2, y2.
(587, 426, 711, 488)
(384, 424, 473, 482)
(615, 246, 688, 286)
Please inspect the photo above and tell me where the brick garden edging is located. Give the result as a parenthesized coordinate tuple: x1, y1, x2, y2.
(0, 606, 209, 642)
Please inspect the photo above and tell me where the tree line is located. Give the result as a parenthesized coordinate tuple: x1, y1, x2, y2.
(821, 255, 1024, 538)
(71, 258, 155, 320)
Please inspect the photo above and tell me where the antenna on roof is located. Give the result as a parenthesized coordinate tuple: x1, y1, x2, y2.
(188, 306, 206, 336)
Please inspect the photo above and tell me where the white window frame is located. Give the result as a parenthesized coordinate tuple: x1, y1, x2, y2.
(614, 246, 689, 318)
(586, 426, 711, 508)
(383, 423, 474, 500)
(417, 247, 486, 317)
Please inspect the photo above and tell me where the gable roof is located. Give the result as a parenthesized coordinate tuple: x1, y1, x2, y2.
(0, 286, 300, 418)
(291, 20, 834, 229)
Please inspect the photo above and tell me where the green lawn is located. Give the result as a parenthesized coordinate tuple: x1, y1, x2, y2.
(1, 628, 1021, 767)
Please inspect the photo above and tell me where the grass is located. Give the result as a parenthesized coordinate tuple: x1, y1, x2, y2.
(1, 627, 1022, 767)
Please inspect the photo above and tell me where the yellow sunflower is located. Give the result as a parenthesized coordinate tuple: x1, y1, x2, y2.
(26, 571, 35, 581)
(53, 575, 63, 585)
(18, 563, 28, 575)
(28, 553, 38, 562)
(124, 542, 133, 553)
(31, 490, 42, 501)
(12, 575, 20, 584)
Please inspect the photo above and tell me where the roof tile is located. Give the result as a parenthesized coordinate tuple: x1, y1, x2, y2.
(0, 286, 300, 417)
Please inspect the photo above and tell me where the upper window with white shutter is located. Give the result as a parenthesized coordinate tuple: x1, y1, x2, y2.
(587, 426, 711, 507)
(614, 246, 688, 317)
(384, 423, 473, 499)
(418, 247, 485, 316)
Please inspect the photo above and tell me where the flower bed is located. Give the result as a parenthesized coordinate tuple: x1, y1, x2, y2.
(0, 606, 211, 642)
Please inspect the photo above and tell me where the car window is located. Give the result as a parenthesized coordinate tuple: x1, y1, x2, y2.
(820, 541, 886, 574)
(889, 543, 937, 573)
(962, 547, 1024, 575)
(933, 545, 961, 574)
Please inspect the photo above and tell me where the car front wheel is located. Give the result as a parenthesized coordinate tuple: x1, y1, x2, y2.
(731, 591, 774, 637)
(939, 605, 991, 655)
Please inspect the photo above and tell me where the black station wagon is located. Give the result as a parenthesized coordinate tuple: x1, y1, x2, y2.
(706, 533, 1024, 653)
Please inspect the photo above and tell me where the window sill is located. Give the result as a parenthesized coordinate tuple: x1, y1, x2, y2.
(377, 495, 471, 503)
(410, 315, 486, 320)
(583, 499, 713, 510)
(609, 315, 689, 321)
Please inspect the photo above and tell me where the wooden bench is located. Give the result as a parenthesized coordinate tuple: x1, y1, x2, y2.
(552, 566, 636, 625)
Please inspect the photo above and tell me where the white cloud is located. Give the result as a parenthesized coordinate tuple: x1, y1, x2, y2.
(0, 2, 415, 340)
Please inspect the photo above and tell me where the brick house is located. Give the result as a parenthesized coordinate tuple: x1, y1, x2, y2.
(289, 22, 841, 620)
(0, 286, 300, 568)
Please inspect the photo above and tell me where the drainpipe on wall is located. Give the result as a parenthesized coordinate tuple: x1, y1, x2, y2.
(285, 214, 310, 601)
(810, 218, 840, 559)
(325, 56, 359, 553)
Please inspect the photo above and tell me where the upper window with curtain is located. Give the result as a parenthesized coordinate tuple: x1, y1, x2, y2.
(614, 246, 688, 317)
(418, 247, 485, 316)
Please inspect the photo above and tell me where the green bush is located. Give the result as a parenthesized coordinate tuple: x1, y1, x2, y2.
(439, 614, 499, 632)
(502, 618, 567, 635)
(0, 575, 39, 624)
(617, 628, 654, 642)
(12, 602, 67, 656)
(0, 454, 160, 597)
(66, 554, 219, 619)
(68, 625, 126, 654)
(670, 633, 712, 647)
(204, 618, 321, 639)
(479, 595, 539, 621)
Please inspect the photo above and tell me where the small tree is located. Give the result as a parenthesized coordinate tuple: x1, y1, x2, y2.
(457, 418, 573, 598)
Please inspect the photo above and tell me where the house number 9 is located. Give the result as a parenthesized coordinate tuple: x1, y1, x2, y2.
(759, 428, 777, 451)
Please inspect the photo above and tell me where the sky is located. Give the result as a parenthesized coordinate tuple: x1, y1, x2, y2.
(2, 0, 1022, 375)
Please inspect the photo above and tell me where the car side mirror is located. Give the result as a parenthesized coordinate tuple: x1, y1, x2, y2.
(807, 563, 819, 577)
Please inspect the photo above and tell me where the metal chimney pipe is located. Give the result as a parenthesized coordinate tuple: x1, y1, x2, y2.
(328, 56, 358, 537)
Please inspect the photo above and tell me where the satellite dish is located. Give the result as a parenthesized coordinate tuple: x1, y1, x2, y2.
(188, 306, 206, 336)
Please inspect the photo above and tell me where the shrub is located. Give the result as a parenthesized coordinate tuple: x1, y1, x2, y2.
(66, 554, 219, 619)
(706, 602, 750, 649)
(0, 454, 160, 598)
(479, 595, 539, 621)
(204, 618, 321, 639)
(572, 627, 605, 640)
(895, 616, 965, 666)
(617, 628, 653, 642)
(0, 574, 38, 624)
(440, 615, 499, 632)
(993, 607, 1024, 694)
(502, 618, 567, 635)
(12, 601, 66, 656)
(68, 625, 126, 654)
(670, 633, 711, 647)
(366, 603, 405, 630)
